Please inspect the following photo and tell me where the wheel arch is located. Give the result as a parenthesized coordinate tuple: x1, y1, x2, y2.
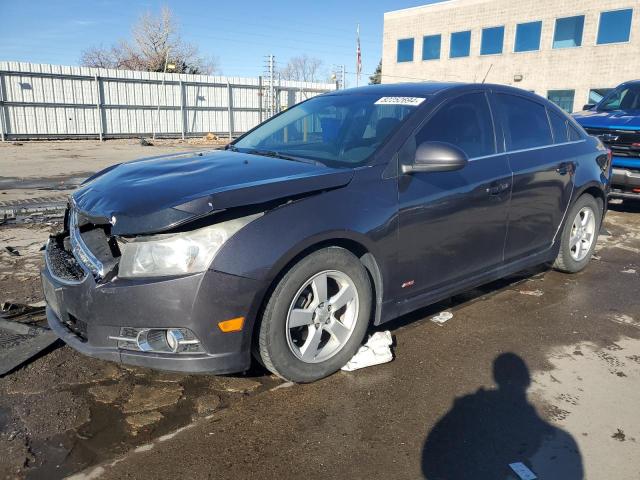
(250, 236, 384, 348)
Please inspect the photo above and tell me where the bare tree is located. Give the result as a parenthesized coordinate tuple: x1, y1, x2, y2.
(80, 7, 218, 74)
(279, 54, 326, 83)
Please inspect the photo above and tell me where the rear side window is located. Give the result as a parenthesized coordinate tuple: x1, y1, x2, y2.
(415, 92, 495, 158)
(496, 94, 553, 151)
(548, 109, 568, 143)
(568, 123, 583, 141)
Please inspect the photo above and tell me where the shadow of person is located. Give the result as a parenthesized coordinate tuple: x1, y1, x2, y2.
(421, 353, 583, 479)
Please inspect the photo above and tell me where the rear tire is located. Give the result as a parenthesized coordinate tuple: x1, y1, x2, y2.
(258, 247, 372, 383)
(553, 194, 601, 273)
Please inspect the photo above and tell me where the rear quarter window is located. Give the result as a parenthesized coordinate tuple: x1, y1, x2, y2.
(496, 94, 553, 151)
(548, 109, 569, 143)
(567, 123, 583, 141)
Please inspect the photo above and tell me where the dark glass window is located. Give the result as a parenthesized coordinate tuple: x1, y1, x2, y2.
(422, 34, 442, 60)
(495, 94, 552, 151)
(416, 93, 495, 158)
(450, 31, 471, 58)
(481, 26, 504, 55)
(514, 21, 542, 52)
(547, 90, 575, 113)
(553, 15, 584, 48)
(597, 9, 633, 44)
(568, 124, 583, 141)
(597, 84, 640, 111)
(548, 109, 568, 143)
(397, 38, 414, 62)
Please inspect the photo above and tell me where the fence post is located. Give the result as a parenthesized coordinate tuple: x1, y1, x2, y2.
(94, 75, 104, 141)
(0, 73, 6, 142)
(258, 76, 263, 123)
(226, 80, 234, 140)
(179, 80, 186, 140)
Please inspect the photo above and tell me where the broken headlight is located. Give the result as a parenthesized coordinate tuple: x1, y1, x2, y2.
(118, 213, 262, 278)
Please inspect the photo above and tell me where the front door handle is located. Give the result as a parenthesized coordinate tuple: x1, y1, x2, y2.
(486, 181, 511, 195)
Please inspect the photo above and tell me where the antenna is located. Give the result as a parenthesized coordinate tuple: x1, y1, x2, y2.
(481, 64, 493, 84)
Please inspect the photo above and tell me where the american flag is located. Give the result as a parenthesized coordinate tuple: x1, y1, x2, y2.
(356, 23, 362, 85)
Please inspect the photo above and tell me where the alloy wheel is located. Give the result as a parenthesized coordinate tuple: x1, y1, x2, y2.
(569, 206, 596, 261)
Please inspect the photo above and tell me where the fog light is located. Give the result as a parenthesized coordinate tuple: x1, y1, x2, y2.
(166, 329, 184, 353)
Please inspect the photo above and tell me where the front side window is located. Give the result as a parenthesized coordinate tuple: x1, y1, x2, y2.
(450, 31, 471, 58)
(597, 84, 640, 111)
(597, 9, 633, 45)
(481, 26, 504, 55)
(496, 94, 553, 151)
(397, 38, 414, 62)
(422, 34, 441, 60)
(233, 94, 421, 167)
(515, 21, 542, 52)
(547, 90, 575, 113)
(553, 15, 584, 49)
(415, 92, 495, 159)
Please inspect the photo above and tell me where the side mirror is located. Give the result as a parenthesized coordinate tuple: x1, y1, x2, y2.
(402, 141, 469, 174)
(582, 104, 596, 111)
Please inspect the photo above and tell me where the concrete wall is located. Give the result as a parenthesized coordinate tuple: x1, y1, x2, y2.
(382, 0, 640, 111)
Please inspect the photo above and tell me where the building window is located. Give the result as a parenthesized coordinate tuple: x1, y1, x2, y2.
(422, 34, 441, 60)
(514, 21, 542, 52)
(588, 88, 614, 105)
(547, 90, 575, 113)
(450, 30, 471, 58)
(597, 9, 633, 45)
(481, 26, 504, 55)
(397, 38, 414, 62)
(553, 15, 584, 49)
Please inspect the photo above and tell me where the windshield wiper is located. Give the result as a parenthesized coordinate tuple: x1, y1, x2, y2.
(243, 149, 321, 165)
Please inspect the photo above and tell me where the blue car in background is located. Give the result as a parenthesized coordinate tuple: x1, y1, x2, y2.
(574, 80, 640, 201)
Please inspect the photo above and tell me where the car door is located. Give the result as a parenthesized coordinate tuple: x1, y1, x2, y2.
(491, 93, 575, 263)
(396, 91, 512, 300)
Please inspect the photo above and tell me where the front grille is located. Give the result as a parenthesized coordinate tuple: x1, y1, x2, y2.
(45, 237, 86, 282)
(584, 127, 640, 158)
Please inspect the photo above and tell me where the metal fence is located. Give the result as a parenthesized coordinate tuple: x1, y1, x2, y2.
(0, 61, 336, 141)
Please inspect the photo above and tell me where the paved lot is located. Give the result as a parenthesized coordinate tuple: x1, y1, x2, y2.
(0, 142, 638, 479)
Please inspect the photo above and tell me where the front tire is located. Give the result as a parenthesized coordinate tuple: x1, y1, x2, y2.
(257, 247, 372, 383)
(553, 194, 601, 273)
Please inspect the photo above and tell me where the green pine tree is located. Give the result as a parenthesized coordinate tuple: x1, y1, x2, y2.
(369, 60, 382, 85)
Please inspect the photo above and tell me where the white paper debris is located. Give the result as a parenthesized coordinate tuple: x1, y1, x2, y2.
(374, 96, 426, 106)
(431, 311, 453, 325)
(509, 462, 537, 480)
(519, 289, 544, 297)
(341, 331, 393, 372)
(621, 268, 637, 274)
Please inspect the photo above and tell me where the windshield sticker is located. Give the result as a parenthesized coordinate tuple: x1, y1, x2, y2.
(375, 96, 426, 106)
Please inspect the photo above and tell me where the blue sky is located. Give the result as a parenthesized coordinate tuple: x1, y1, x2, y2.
(0, 0, 442, 85)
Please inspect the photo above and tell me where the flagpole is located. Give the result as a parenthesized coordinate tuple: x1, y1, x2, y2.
(356, 23, 361, 87)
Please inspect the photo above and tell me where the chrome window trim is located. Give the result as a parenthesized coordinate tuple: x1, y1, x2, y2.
(468, 139, 586, 162)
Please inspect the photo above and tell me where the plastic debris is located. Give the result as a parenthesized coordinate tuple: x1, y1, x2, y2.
(4, 246, 20, 256)
(431, 311, 453, 325)
(621, 268, 637, 274)
(508, 462, 537, 480)
(519, 289, 544, 297)
(341, 331, 393, 371)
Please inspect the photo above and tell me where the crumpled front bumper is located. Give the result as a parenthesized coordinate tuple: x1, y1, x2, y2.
(41, 252, 265, 374)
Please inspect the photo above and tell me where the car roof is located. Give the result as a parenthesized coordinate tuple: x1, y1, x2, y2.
(328, 82, 465, 96)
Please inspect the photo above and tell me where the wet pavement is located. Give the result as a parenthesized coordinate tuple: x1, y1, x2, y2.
(0, 202, 639, 479)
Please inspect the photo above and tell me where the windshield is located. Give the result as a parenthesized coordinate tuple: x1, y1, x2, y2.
(232, 94, 424, 167)
(597, 84, 640, 112)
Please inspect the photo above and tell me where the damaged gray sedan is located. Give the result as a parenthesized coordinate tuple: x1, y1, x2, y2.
(42, 83, 610, 382)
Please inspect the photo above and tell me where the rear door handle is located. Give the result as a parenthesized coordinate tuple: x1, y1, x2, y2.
(556, 162, 571, 175)
(486, 182, 511, 195)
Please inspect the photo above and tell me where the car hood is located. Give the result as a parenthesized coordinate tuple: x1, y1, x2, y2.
(573, 109, 640, 130)
(72, 150, 354, 235)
